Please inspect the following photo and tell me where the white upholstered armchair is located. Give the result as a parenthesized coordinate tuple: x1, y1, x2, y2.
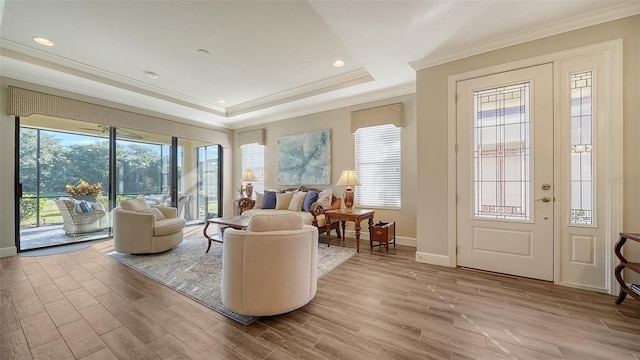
(222, 213, 318, 316)
(113, 198, 186, 254)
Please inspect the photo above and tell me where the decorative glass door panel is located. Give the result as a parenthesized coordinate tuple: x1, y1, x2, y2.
(570, 71, 593, 225)
(474, 83, 531, 220)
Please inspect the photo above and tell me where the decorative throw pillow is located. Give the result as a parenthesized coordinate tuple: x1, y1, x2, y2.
(288, 191, 307, 212)
(317, 189, 333, 208)
(254, 191, 264, 209)
(78, 200, 94, 213)
(262, 191, 277, 209)
(140, 208, 166, 221)
(275, 192, 294, 210)
(302, 190, 319, 212)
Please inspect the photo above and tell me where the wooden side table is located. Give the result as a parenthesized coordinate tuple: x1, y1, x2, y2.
(614, 232, 640, 304)
(370, 221, 395, 252)
(324, 209, 374, 253)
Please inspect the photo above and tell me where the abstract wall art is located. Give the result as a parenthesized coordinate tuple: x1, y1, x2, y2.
(278, 129, 331, 185)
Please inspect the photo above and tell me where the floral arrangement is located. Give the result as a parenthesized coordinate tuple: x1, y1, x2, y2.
(237, 184, 246, 197)
(66, 181, 103, 196)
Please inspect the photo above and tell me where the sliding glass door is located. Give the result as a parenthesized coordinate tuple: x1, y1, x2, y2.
(196, 143, 222, 220)
(16, 115, 222, 251)
(18, 117, 111, 250)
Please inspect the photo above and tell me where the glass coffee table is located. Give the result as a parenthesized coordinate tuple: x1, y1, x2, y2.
(203, 215, 250, 253)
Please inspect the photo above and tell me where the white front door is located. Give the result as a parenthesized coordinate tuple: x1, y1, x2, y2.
(456, 64, 554, 281)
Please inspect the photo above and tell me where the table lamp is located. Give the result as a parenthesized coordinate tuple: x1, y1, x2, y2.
(336, 169, 360, 211)
(242, 169, 257, 198)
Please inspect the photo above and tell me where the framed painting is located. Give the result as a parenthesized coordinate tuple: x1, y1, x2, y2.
(278, 129, 331, 185)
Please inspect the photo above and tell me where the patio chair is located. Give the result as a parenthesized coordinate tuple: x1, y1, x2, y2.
(54, 197, 109, 236)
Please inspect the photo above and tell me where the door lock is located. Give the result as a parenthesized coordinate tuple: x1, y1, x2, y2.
(542, 183, 551, 190)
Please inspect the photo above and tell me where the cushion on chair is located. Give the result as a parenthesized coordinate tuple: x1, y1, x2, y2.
(154, 217, 187, 236)
(317, 189, 332, 208)
(140, 207, 165, 220)
(120, 198, 150, 212)
(302, 190, 319, 212)
(78, 200, 94, 213)
(254, 191, 264, 209)
(262, 191, 277, 209)
(247, 214, 304, 232)
(275, 192, 294, 210)
(288, 191, 307, 211)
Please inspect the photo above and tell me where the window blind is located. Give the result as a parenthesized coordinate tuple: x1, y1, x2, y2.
(354, 124, 401, 208)
(241, 143, 265, 194)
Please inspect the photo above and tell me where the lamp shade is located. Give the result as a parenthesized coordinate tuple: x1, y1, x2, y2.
(242, 169, 257, 182)
(336, 169, 361, 188)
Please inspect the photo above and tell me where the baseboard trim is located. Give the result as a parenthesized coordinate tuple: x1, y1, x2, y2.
(0, 246, 18, 258)
(415, 251, 451, 267)
(558, 281, 609, 293)
(343, 230, 416, 248)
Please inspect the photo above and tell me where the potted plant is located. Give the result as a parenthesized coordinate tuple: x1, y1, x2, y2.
(66, 181, 103, 202)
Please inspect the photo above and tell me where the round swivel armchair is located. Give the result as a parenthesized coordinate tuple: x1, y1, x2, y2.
(222, 213, 318, 316)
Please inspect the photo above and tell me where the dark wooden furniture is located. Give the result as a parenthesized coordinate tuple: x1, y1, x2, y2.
(614, 232, 640, 304)
(370, 221, 395, 252)
(203, 215, 250, 253)
(324, 209, 375, 253)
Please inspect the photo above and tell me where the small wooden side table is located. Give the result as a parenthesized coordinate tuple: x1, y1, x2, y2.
(614, 232, 640, 304)
(324, 209, 374, 253)
(370, 221, 395, 252)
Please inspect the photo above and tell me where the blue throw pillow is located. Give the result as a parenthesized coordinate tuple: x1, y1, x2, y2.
(262, 191, 277, 209)
(78, 200, 94, 213)
(302, 190, 319, 212)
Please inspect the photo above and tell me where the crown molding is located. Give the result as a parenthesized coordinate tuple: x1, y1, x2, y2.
(229, 81, 415, 130)
(0, 41, 229, 115)
(226, 68, 374, 117)
(410, 2, 640, 71)
(1, 39, 377, 120)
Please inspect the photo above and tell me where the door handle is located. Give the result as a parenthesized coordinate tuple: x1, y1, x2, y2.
(536, 196, 551, 202)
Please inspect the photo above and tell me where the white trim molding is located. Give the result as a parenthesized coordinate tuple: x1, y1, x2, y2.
(411, 3, 638, 71)
(415, 252, 450, 267)
(342, 230, 416, 248)
(0, 246, 17, 258)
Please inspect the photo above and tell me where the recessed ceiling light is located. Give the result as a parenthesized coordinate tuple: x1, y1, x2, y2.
(145, 71, 159, 79)
(33, 37, 54, 46)
(333, 60, 345, 68)
(218, 100, 227, 104)
(197, 49, 210, 56)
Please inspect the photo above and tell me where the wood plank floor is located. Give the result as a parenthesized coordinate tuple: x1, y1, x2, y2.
(2, 225, 639, 359)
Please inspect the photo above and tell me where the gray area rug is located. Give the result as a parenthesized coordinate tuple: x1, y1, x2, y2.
(108, 238, 356, 325)
(20, 242, 92, 257)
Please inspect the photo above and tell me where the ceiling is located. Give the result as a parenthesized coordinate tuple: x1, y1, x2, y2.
(1, 1, 638, 130)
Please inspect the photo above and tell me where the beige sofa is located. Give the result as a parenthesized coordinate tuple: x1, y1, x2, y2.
(222, 213, 318, 316)
(238, 186, 342, 236)
(113, 198, 186, 254)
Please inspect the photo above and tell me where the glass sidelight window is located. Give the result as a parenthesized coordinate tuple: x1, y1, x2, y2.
(570, 71, 593, 225)
(473, 83, 531, 220)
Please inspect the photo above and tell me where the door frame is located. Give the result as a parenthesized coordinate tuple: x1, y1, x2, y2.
(446, 39, 623, 294)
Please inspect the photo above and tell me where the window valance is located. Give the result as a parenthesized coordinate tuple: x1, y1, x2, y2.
(7, 86, 230, 148)
(238, 128, 266, 147)
(350, 102, 404, 133)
